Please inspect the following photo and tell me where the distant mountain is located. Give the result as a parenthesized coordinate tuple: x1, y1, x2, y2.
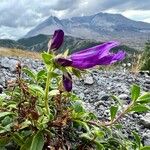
(0, 39, 24, 49)
(25, 12, 150, 50)
(0, 34, 138, 55)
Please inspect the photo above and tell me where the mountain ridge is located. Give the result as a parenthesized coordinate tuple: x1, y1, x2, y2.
(25, 12, 150, 50)
(0, 34, 138, 56)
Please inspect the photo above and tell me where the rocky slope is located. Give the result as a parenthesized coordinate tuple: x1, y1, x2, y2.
(25, 12, 150, 50)
(0, 56, 150, 146)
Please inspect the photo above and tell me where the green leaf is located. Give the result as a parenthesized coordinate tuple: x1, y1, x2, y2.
(111, 95, 123, 106)
(132, 131, 141, 148)
(20, 135, 34, 150)
(30, 131, 44, 150)
(0, 112, 15, 120)
(22, 68, 36, 80)
(36, 70, 46, 81)
(115, 124, 123, 129)
(42, 53, 53, 65)
(80, 133, 92, 140)
(137, 93, 150, 104)
(110, 106, 118, 121)
(131, 84, 140, 101)
(95, 141, 104, 150)
(63, 49, 69, 57)
(0, 123, 12, 133)
(13, 133, 24, 146)
(72, 68, 81, 78)
(49, 72, 59, 78)
(1, 116, 12, 126)
(73, 101, 85, 113)
(74, 120, 90, 131)
(94, 129, 105, 138)
(140, 146, 150, 150)
(20, 120, 31, 129)
(131, 104, 150, 112)
(49, 90, 60, 96)
(0, 137, 10, 147)
(29, 84, 45, 96)
(0, 147, 6, 150)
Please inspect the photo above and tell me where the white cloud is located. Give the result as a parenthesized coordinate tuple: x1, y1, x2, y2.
(122, 10, 150, 23)
(0, 0, 149, 39)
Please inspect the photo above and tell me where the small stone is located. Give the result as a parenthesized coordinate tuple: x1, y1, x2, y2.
(0, 73, 5, 87)
(118, 94, 129, 100)
(98, 91, 106, 99)
(84, 89, 89, 94)
(101, 95, 110, 101)
(1, 58, 19, 72)
(143, 131, 150, 146)
(79, 93, 85, 99)
(144, 79, 150, 84)
(140, 113, 150, 129)
(94, 100, 104, 108)
(84, 75, 94, 85)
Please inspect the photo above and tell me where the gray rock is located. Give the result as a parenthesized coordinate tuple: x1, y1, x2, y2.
(143, 131, 150, 146)
(140, 113, 150, 129)
(9, 59, 20, 72)
(1, 57, 10, 68)
(118, 94, 129, 100)
(0, 72, 6, 86)
(79, 93, 85, 99)
(84, 89, 89, 94)
(1, 57, 19, 72)
(84, 75, 94, 85)
(98, 91, 107, 99)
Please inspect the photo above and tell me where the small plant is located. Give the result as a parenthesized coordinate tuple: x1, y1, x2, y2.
(140, 41, 150, 72)
(130, 53, 142, 74)
(0, 30, 150, 150)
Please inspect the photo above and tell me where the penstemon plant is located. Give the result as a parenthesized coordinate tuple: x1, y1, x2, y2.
(0, 30, 150, 150)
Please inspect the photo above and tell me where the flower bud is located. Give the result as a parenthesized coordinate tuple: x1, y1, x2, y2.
(63, 72, 72, 92)
(48, 29, 64, 52)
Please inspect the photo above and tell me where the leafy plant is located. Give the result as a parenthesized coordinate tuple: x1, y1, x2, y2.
(0, 30, 150, 150)
(141, 41, 150, 72)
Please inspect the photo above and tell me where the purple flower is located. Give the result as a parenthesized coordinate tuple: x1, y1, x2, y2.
(56, 41, 126, 69)
(57, 41, 126, 92)
(63, 72, 72, 92)
(48, 29, 64, 51)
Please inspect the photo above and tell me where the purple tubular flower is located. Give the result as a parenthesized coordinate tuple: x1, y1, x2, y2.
(56, 41, 126, 69)
(63, 72, 72, 92)
(57, 58, 72, 67)
(48, 29, 64, 51)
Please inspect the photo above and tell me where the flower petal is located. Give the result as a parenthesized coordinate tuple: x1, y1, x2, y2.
(97, 51, 126, 65)
(63, 72, 72, 92)
(70, 41, 119, 60)
(70, 41, 120, 69)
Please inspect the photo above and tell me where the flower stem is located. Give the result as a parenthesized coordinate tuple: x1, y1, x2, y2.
(45, 69, 51, 114)
(86, 102, 134, 127)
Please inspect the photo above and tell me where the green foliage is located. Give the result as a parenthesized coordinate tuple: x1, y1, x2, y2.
(110, 106, 118, 121)
(0, 50, 150, 149)
(30, 131, 44, 150)
(141, 41, 150, 72)
(131, 84, 140, 101)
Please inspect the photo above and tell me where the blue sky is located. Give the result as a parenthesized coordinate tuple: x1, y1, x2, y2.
(0, 0, 150, 39)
